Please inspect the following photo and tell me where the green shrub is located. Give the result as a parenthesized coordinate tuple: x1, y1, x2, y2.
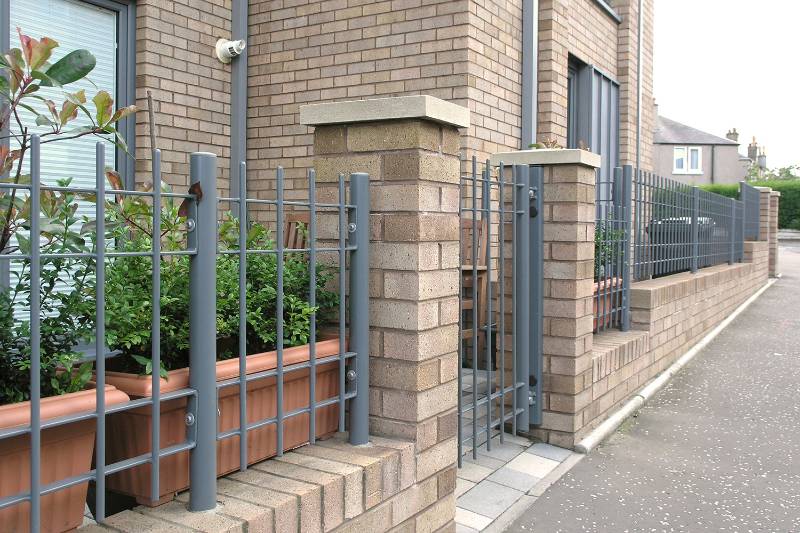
(700, 180, 800, 230)
(699, 184, 739, 199)
(750, 180, 800, 230)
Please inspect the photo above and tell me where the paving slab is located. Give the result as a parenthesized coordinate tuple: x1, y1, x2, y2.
(457, 480, 524, 519)
(487, 467, 540, 492)
(505, 452, 560, 479)
(526, 442, 572, 462)
(455, 508, 493, 531)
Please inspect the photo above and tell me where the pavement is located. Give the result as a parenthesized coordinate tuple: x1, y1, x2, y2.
(505, 246, 800, 532)
(456, 435, 582, 532)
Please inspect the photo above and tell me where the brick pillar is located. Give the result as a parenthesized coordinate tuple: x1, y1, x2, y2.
(489, 149, 600, 448)
(769, 191, 780, 277)
(756, 187, 772, 242)
(301, 95, 468, 532)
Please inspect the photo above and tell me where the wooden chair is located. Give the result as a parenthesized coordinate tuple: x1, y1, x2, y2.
(460, 217, 490, 358)
(284, 212, 310, 250)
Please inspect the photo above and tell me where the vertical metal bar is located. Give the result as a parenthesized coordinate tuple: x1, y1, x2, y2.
(530, 166, 544, 426)
(471, 156, 478, 458)
(308, 170, 317, 444)
(729, 197, 735, 265)
(457, 157, 464, 465)
(150, 149, 162, 504)
(238, 161, 247, 471)
(482, 165, 492, 450)
(510, 164, 518, 436)
(349, 172, 370, 446)
(276, 167, 286, 455)
(498, 162, 505, 443)
(514, 164, 531, 432)
(29, 135, 42, 533)
(337, 174, 346, 433)
(621, 166, 632, 331)
(188, 152, 218, 511)
(94, 143, 107, 521)
(691, 186, 699, 273)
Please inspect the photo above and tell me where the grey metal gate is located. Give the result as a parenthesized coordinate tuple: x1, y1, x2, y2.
(458, 158, 542, 463)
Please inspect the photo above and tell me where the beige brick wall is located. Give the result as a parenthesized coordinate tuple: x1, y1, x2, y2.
(559, 242, 770, 445)
(243, 0, 655, 200)
(135, 0, 233, 194)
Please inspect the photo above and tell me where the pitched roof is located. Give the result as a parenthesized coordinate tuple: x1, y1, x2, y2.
(654, 116, 739, 146)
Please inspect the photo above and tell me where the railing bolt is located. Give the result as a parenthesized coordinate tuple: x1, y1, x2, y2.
(346, 369, 357, 382)
(528, 394, 535, 406)
(347, 222, 357, 233)
(187, 218, 196, 232)
(185, 413, 195, 426)
(528, 188, 535, 199)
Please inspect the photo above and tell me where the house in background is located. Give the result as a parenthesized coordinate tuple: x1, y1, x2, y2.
(653, 114, 764, 185)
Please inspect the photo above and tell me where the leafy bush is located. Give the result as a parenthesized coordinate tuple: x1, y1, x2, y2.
(594, 219, 625, 281)
(698, 184, 738, 199)
(97, 186, 338, 376)
(751, 180, 800, 230)
(0, 29, 135, 405)
(700, 180, 800, 230)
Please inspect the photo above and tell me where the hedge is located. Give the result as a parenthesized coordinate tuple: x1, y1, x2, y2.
(700, 180, 800, 230)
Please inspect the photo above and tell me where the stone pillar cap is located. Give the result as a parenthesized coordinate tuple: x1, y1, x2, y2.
(299, 95, 470, 129)
(489, 149, 602, 168)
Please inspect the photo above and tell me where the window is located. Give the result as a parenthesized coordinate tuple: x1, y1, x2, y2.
(673, 146, 702, 174)
(3, 0, 134, 302)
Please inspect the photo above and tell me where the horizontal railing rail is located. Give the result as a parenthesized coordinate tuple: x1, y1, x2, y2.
(0, 135, 369, 531)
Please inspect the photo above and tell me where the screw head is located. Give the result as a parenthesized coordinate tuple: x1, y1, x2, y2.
(346, 369, 357, 381)
(185, 413, 196, 426)
(187, 219, 196, 232)
(348, 222, 357, 233)
(528, 188, 535, 199)
(528, 394, 535, 406)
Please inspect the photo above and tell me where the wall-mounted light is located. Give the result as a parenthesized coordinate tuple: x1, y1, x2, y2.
(215, 38, 246, 64)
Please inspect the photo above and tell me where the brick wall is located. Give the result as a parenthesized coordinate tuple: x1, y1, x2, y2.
(244, 0, 655, 201)
(135, 0, 232, 194)
(569, 242, 770, 445)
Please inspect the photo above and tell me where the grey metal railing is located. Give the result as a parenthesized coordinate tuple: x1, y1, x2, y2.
(741, 181, 761, 241)
(0, 135, 369, 530)
(631, 168, 745, 281)
(457, 158, 542, 463)
(594, 166, 631, 332)
(595, 165, 751, 333)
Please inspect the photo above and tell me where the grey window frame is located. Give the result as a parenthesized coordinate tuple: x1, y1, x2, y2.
(1, 0, 137, 188)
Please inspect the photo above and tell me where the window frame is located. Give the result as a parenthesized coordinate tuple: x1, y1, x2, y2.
(673, 146, 703, 175)
(1, 0, 136, 187)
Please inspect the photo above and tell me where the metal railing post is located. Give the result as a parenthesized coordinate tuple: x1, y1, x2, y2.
(729, 198, 736, 265)
(530, 165, 544, 426)
(513, 164, 531, 432)
(691, 186, 699, 273)
(621, 165, 633, 331)
(188, 152, 218, 511)
(349, 172, 370, 445)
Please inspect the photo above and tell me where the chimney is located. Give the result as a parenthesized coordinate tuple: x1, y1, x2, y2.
(758, 147, 767, 170)
(748, 137, 758, 161)
(726, 128, 739, 143)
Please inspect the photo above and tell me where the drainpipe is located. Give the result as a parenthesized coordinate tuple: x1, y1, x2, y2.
(521, 0, 539, 149)
(635, 0, 643, 171)
(710, 145, 715, 184)
(231, 0, 248, 197)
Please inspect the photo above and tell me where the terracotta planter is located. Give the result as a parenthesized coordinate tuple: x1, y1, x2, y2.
(103, 338, 343, 506)
(593, 277, 622, 330)
(0, 386, 130, 533)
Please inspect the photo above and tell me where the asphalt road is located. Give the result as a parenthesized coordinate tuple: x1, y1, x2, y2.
(508, 246, 800, 532)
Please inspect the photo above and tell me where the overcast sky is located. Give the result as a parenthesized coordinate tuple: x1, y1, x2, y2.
(654, 0, 799, 169)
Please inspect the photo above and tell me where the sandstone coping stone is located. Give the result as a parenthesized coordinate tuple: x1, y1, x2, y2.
(488, 148, 602, 168)
(299, 95, 470, 129)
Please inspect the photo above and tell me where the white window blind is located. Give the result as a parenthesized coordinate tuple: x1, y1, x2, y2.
(8, 0, 119, 317)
